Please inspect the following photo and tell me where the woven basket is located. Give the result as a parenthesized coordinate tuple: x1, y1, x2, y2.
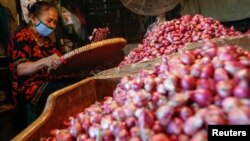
(51, 38, 127, 75)
(120, 0, 180, 16)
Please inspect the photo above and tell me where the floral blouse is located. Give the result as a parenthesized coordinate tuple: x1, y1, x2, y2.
(7, 26, 61, 105)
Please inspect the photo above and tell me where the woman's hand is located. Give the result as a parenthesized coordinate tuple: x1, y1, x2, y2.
(46, 54, 62, 72)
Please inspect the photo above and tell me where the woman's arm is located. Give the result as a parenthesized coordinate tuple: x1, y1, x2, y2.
(17, 54, 61, 76)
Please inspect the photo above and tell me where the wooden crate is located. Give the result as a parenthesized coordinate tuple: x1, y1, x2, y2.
(11, 77, 121, 141)
(96, 35, 250, 77)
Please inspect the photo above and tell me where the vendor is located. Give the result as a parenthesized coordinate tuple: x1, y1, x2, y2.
(7, 1, 76, 124)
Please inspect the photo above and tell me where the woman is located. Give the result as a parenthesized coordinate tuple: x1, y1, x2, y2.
(7, 1, 76, 124)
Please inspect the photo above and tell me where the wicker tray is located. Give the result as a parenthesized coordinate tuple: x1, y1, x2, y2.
(51, 38, 127, 75)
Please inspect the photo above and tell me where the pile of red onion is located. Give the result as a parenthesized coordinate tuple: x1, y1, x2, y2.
(45, 40, 250, 141)
(119, 14, 241, 66)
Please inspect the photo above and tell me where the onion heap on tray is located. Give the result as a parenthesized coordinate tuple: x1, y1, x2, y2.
(119, 14, 242, 66)
(44, 40, 250, 141)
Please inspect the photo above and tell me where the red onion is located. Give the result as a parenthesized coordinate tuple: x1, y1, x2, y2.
(55, 129, 73, 141)
(181, 75, 196, 90)
(137, 109, 155, 128)
(123, 102, 137, 117)
(234, 69, 250, 83)
(103, 99, 118, 113)
(169, 93, 189, 107)
(178, 134, 189, 141)
(224, 61, 245, 75)
(216, 80, 235, 98)
(239, 56, 250, 67)
(76, 134, 88, 141)
(68, 119, 82, 138)
(125, 117, 137, 129)
(222, 97, 242, 113)
(212, 57, 224, 69)
(100, 115, 113, 129)
(166, 118, 184, 135)
(200, 63, 214, 79)
(140, 128, 155, 141)
(190, 63, 202, 78)
(109, 121, 126, 135)
(130, 137, 142, 141)
(218, 50, 237, 61)
(196, 79, 215, 92)
(80, 115, 91, 132)
(90, 114, 102, 124)
(150, 133, 170, 141)
(204, 107, 227, 125)
(190, 130, 207, 141)
(202, 47, 217, 58)
(144, 77, 156, 92)
(163, 74, 179, 92)
(233, 81, 250, 98)
(157, 84, 167, 94)
(171, 64, 190, 76)
(228, 107, 250, 125)
(117, 129, 129, 141)
(214, 68, 230, 81)
(100, 130, 114, 141)
(180, 51, 195, 65)
(130, 127, 140, 138)
(156, 105, 174, 126)
(152, 121, 164, 133)
(132, 90, 151, 107)
(192, 89, 213, 107)
(88, 124, 101, 138)
(179, 106, 194, 121)
(183, 116, 203, 135)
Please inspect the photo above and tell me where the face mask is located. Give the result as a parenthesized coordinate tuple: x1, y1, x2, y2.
(35, 20, 54, 37)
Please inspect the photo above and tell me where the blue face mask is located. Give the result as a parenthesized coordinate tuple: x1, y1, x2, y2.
(35, 20, 54, 37)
